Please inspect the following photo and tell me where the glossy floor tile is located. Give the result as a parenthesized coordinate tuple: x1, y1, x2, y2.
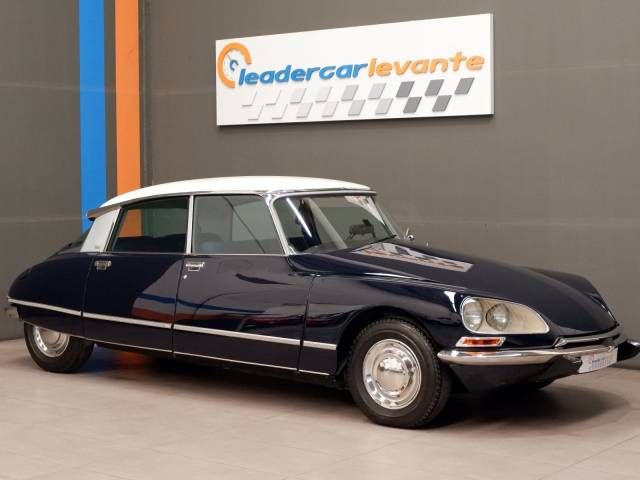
(0, 339, 639, 480)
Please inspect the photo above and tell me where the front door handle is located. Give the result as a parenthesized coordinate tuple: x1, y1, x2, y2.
(94, 260, 112, 271)
(185, 261, 205, 272)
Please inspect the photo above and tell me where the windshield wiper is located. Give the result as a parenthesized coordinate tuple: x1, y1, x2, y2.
(370, 233, 397, 244)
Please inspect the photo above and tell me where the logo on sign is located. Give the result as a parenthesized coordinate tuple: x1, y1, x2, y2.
(216, 45, 485, 89)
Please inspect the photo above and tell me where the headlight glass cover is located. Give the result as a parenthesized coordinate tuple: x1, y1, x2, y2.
(461, 297, 549, 334)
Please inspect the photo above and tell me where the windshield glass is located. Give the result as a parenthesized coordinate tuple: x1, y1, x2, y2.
(273, 194, 397, 253)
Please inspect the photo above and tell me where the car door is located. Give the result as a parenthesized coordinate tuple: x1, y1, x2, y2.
(82, 197, 189, 352)
(173, 194, 312, 370)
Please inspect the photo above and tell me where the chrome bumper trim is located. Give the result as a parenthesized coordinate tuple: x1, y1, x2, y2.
(554, 325, 621, 347)
(438, 334, 626, 366)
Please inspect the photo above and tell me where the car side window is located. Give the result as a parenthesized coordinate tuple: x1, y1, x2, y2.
(109, 197, 189, 253)
(192, 195, 282, 254)
(80, 209, 120, 253)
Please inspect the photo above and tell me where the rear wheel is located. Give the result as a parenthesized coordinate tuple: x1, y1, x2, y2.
(346, 318, 451, 428)
(24, 324, 93, 373)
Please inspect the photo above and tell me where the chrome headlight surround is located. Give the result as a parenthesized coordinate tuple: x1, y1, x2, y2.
(461, 297, 549, 335)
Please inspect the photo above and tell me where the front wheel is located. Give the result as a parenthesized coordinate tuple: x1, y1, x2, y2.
(346, 318, 451, 428)
(24, 324, 93, 373)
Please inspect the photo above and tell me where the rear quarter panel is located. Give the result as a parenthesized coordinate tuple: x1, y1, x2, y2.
(9, 253, 93, 336)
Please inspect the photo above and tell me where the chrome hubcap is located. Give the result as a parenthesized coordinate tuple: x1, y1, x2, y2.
(362, 339, 422, 410)
(32, 326, 69, 358)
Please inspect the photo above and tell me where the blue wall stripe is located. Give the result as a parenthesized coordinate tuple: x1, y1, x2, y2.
(79, 0, 107, 230)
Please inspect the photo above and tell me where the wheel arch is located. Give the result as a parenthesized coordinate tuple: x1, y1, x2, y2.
(334, 306, 437, 377)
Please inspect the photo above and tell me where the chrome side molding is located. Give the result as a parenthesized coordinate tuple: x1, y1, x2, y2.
(7, 298, 82, 317)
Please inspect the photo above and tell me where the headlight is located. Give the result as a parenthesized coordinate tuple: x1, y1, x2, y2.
(461, 297, 549, 334)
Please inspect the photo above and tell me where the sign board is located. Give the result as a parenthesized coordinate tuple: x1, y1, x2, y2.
(215, 14, 493, 125)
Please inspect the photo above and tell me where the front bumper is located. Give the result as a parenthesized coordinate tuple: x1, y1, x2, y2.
(438, 326, 638, 366)
(438, 327, 640, 392)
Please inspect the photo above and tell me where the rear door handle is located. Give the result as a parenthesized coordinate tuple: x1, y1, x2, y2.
(94, 260, 112, 271)
(185, 261, 205, 272)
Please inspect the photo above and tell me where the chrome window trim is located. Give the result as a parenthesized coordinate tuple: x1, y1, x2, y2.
(83, 312, 172, 329)
(303, 340, 338, 351)
(174, 324, 301, 346)
(184, 253, 287, 257)
(185, 195, 194, 254)
(174, 351, 298, 371)
(87, 188, 373, 219)
(102, 208, 120, 253)
(7, 298, 82, 317)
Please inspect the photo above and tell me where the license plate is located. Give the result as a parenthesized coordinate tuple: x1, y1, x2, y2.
(578, 348, 617, 373)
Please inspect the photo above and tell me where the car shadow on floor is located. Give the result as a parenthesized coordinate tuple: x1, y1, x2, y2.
(432, 384, 630, 430)
(11, 345, 630, 430)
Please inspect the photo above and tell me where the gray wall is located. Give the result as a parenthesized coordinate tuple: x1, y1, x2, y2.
(144, 0, 640, 366)
(0, 0, 82, 339)
(1, 0, 638, 370)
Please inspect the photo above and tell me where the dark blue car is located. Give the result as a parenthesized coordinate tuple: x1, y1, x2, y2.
(6, 176, 640, 428)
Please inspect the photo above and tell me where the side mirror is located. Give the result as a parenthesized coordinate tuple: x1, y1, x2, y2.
(404, 227, 415, 242)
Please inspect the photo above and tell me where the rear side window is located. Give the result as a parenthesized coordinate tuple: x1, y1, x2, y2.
(192, 195, 282, 254)
(110, 197, 189, 253)
(80, 209, 119, 252)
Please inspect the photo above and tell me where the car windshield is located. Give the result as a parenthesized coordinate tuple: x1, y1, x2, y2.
(273, 194, 397, 253)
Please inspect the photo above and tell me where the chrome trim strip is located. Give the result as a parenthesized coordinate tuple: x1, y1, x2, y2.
(303, 340, 338, 351)
(265, 193, 292, 255)
(438, 334, 626, 366)
(185, 195, 194, 254)
(84, 312, 172, 329)
(90, 339, 172, 353)
(7, 298, 82, 317)
(173, 324, 301, 346)
(174, 351, 297, 371)
(555, 326, 621, 347)
(88, 188, 373, 219)
(298, 369, 331, 376)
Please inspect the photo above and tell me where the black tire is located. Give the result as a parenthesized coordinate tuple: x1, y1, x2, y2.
(24, 323, 94, 373)
(346, 318, 451, 428)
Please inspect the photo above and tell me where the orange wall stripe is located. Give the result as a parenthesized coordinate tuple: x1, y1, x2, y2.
(115, 0, 141, 195)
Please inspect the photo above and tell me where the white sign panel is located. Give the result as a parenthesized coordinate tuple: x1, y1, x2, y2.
(215, 14, 493, 125)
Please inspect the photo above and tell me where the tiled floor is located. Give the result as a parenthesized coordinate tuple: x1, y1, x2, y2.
(1, 338, 640, 480)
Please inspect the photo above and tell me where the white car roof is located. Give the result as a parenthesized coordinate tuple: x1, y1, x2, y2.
(99, 176, 371, 209)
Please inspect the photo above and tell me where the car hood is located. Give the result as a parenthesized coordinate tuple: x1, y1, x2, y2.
(291, 240, 616, 336)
